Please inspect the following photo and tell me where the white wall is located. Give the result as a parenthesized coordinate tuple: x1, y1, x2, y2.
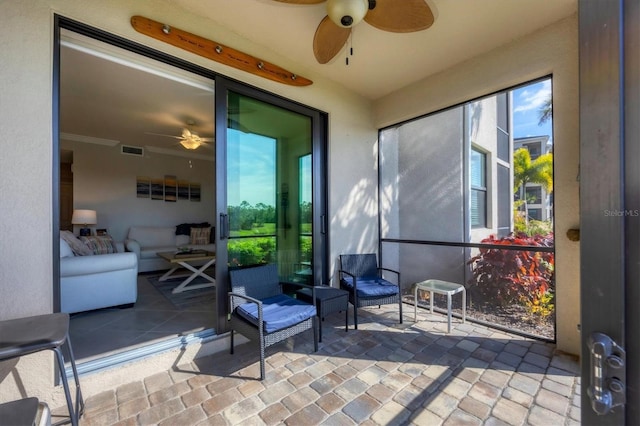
(0, 0, 375, 406)
(62, 140, 215, 241)
(374, 15, 580, 355)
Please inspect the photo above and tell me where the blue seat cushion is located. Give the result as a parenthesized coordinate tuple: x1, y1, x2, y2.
(237, 294, 317, 334)
(341, 277, 399, 298)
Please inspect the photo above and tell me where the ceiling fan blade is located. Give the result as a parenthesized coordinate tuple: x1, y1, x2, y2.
(272, 0, 325, 4)
(313, 16, 351, 64)
(145, 132, 182, 140)
(364, 0, 434, 33)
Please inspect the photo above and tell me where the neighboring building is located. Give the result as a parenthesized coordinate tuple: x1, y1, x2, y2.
(514, 136, 553, 222)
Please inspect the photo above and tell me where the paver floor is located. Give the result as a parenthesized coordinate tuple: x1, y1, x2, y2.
(57, 304, 581, 425)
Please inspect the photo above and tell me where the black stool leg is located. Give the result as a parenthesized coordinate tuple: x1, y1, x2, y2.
(64, 334, 84, 419)
(52, 347, 77, 426)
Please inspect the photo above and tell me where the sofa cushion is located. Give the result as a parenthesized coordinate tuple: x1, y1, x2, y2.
(237, 294, 317, 334)
(81, 235, 118, 254)
(190, 226, 211, 245)
(60, 238, 74, 258)
(176, 235, 190, 246)
(60, 230, 93, 256)
(128, 227, 175, 247)
(176, 222, 211, 235)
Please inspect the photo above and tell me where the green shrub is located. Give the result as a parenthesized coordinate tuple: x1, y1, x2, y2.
(228, 237, 276, 267)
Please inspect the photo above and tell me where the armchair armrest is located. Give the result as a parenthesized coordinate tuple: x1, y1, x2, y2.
(379, 267, 400, 283)
(228, 292, 262, 309)
(124, 239, 141, 258)
(339, 269, 358, 290)
(228, 292, 264, 324)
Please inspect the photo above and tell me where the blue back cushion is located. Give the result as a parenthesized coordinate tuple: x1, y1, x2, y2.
(237, 294, 317, 334)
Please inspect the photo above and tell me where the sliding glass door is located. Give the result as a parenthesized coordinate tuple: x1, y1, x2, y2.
(214, 78, 327, 331)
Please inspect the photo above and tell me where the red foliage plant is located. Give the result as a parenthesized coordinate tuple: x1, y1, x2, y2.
(466, 233, 555, 307)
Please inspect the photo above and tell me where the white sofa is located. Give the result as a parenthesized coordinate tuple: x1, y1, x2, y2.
(125, 226, 215, 273)
(60, 237, 138, 314)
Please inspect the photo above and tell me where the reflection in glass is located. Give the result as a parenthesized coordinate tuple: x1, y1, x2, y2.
(226, 91, 312, 282)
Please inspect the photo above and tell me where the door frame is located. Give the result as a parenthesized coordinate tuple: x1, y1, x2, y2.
(213, 77, 328, 334)
(53, 17, 329, 339)
(579, 0, 639, 423)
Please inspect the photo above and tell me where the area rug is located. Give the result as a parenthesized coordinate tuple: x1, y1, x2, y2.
(147, 273, 216, 310)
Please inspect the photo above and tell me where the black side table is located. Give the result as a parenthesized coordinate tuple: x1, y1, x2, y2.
(0, 313, 84, 426)
(297, 286, 349, 342)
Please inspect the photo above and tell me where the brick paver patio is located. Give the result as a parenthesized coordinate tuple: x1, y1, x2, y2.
(58, 304, 581, 425)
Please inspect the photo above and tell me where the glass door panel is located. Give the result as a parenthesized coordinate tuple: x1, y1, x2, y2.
(225, 91, 313, 283)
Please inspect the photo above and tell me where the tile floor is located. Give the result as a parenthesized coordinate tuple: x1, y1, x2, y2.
(69, 274, 215, 362)
(59, 303, 581, 425)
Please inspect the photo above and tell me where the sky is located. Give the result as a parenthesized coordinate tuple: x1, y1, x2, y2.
(227, 128, 276, 207)
(512, 79, 553, 140)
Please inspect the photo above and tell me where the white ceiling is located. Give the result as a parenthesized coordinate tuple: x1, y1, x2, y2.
(59, 0, 576, 158)
(170, 0, 577, 99)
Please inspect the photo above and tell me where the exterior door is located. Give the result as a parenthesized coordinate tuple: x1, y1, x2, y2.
(214, 77, 327, 332)
(579, 0, 639, 424)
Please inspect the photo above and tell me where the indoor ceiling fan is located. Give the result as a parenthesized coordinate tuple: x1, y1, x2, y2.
(273, 0, 435, 64)
(147, 127, 214, 150)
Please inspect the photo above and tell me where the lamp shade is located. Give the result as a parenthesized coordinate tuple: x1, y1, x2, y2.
(327, 0, 368, 28)
(71, 209, 97, 225)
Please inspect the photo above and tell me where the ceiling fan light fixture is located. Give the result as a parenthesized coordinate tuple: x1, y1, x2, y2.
(179, 137, 202, 150)
(326, 0, 368, 28)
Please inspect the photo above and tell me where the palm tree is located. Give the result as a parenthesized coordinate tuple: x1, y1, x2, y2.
(513, 148, 553, 225)
(538, 94, 552, 125)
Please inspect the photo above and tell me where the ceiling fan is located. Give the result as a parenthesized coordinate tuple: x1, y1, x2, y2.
(147, 127, 214, 150)
(273, 0, 435, 64)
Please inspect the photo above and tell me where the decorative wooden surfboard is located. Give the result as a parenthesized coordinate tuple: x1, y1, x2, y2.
(131, 15, 313, 87)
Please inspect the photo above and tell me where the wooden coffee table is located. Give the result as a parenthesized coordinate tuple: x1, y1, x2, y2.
(157, 251, 216, 294)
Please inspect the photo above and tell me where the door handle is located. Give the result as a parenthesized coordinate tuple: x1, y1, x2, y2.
(587, 332, 626, 415)
(219, 213, 230, 240)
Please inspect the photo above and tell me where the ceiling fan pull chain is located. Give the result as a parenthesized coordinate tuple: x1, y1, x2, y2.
(346, 29, 354, 66)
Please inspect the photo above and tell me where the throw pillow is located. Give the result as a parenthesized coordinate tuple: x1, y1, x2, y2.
(176, 222, 212, 236)
(60, 238, 74, 258)
(190, 226, 211, 245)
(60, 230, 94, 256)
(81, 235, 118, 255)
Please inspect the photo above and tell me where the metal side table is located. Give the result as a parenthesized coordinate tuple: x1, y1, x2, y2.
(0, 313, 84, 426)
(297, 286, 349, 342)
(414, 279, 466, 333)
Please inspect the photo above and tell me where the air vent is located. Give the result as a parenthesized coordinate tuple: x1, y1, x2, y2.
(121, 145, 144, 157)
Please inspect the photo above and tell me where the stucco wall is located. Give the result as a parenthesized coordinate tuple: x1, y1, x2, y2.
(373, 15, 580, 355)
(0, 0, 375, 406)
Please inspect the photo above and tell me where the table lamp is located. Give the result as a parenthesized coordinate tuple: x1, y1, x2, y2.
(71, 209, 97, 236)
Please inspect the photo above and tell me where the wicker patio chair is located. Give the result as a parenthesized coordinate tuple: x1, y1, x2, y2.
(228, 263, 319, 380)
(339, 253, 403, 329)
